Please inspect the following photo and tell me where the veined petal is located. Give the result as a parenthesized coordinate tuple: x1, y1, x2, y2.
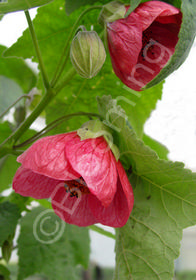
(126, 19, 181, 91)
(107, 12, 142, 76)
(13, 166, 61, 199)
(17, 132, 80, 181)
(51, 185, 97, 226)
(116, 161, 134, 213)
(135, 1, 181, 31)
(88, 178, 131, 227)
(66, 136, 118, 207)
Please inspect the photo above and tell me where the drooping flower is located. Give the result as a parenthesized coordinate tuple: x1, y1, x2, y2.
(13, 132, 134, 227)
(105, 1, 182, 91)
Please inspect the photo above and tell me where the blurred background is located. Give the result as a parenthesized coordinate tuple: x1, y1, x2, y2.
(0, 7, 196, 280)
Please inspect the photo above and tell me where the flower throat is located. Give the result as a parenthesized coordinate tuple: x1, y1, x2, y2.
(64, 177, 90, 198)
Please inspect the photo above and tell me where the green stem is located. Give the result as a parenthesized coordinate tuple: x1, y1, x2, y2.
(14, 112, 101, 148)
(50, 5, 103, 87)
(88, 225, 116, 239)
(0, 88, 55, 147)
(25, 10, 50, 90)
(0, 94, 31, 119)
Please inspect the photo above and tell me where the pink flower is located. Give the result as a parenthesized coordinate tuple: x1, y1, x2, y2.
(13, 132, 134, 227)
(107, 1, 182, 91)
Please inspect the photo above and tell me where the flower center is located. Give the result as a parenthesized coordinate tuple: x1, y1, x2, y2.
(64, 177, 90, 198)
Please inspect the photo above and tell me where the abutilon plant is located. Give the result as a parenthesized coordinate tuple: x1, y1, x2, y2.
(0, 0, 196, 279)
(102, 1, 182, 91)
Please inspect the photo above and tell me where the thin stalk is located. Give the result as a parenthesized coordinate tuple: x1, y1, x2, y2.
(0, 88, 55, 147)
(88, 225, 116, 239)
(25, 10, 50, 90)
(0, 94, 31, 119)
(14, 112, 101, 148)
(50, 5, 103, 87)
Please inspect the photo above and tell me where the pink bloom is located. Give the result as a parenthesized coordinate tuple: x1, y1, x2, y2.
(107, 1, 182, 91)
(13, 132, 134, 227)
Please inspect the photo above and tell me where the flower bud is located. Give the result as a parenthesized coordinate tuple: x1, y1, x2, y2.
(98, 1, 126, 27)
(14, 105, 26, 126)
(2, 240, 13, 263)
(70, 31, 106, 79)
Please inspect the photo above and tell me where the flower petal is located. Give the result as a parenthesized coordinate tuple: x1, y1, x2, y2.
(116, 161, 134, 213)
(89, 161, 133, 227)
(88, 176, 132, 227)
(13, 166, 61, 199)
(17, 132, 80, 181)
(127, 19, 181, 90)
(51, 184, 97, 226)
(66, 136, 118, 207)
(135, 1, 181, 31)
(107, 12, 142, 77)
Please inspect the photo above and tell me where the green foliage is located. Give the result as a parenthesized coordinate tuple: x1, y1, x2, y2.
(146, 0, 196, 88)
(97, 95, 196, 280)
(0, 45, 37, 93)
(17, 206, 90, 280)
(0, 0, 53, 15)
(4, 0, 86, 90)
(0, 122, 12, 143)
(0, 1, 195, 279)
(121, 82, 164, 138)
(0, 264, 11, 280)
(0, 155, 20, 192)
(142, 133, 169, 160)
(0, 77, 23, 115)
(126, 0, 141, 15)
(0, 202, 20, 246)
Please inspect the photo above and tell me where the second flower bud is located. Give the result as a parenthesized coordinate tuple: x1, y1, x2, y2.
(70, 30, 106, 79)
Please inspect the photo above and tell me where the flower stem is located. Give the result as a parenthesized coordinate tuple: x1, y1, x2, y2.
(14, 112, 101, 148)
(24, 10, 50, 90)
(88, 225, 116, 239)
(50, 5, 103, 87)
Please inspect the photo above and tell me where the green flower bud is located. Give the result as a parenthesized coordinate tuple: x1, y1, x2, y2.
(98, 1, 126, 27)
(14, 105, 26, 126)
(70, 31, 106, 79)
(2, 240, 13, 263)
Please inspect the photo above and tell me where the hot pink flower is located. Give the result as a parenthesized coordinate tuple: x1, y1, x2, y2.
(107, 1, 182, 91)
(13, 132, 134, 227)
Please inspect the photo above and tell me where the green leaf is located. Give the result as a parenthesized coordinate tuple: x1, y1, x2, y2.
(162, 0, 181, 9)
(0, 201, 20, 246)
(97, 95, 196, 280)
(65, 0, 118, 15)
(146, 0, 196, 88)
(0, 122, 12, 144)
(120, 82, 164, 138)
(0, 76, 23, 115)
(18, 206, 90, 280)
(0, 264, 11, 280)
(0, 0, 53, 15)
(0, 45, 37, 93)
(0, 155, 20, 192)
(142, 133, 169, 160)
(125, 0, 141, 16)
